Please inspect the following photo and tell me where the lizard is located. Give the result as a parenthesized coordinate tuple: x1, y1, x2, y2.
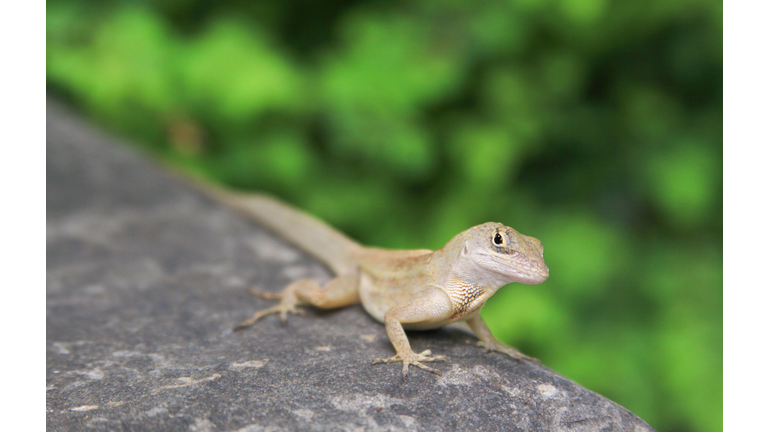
(199, 184, 550, 378)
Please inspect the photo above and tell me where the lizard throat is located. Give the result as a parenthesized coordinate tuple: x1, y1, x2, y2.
(446, 281, 488, 320)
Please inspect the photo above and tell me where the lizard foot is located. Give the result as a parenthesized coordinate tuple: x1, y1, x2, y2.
(233, 296, 304, 331)
(477, 341, 541, 365)
(372, 349, 446, 379)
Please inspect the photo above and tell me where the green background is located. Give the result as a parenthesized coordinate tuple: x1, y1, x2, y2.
(47, 0, 722, 430)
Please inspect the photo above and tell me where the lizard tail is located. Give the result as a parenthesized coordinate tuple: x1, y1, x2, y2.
(194, 181, 362, 275)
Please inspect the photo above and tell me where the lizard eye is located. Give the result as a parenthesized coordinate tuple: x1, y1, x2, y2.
(493, 233, 504, 246)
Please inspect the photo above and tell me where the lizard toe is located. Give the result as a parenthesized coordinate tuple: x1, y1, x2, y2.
(413, 361, 442, 376)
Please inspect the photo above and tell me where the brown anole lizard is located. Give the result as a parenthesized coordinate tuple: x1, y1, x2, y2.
(202, 185, 549, 378)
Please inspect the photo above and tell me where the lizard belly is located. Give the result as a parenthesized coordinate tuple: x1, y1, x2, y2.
(358, 272, 390, 324)
(400, 305, 483, 330)
(358, 271, 440, 325)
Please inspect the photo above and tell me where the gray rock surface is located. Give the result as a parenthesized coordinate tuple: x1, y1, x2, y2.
(46, 97, 656, 432)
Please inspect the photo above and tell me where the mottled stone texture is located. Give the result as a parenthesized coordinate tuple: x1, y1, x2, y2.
(46, 98, 655, 432)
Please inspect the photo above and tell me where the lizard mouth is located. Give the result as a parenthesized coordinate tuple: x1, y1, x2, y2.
(520, 266, 550, 285)
(476, 252, 549, 284)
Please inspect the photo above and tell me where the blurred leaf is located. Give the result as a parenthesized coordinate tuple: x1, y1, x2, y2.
(319, 13, 467, 178)
(482, 68, 544, 141)
(215, 131, 314, 190)
(621, 85, 684, 144)
(643, 138, 720, 228)
(542, 212, 629, 297)
(467, 3, 530, 56)
(559, 0, 608, 25)
(449, 121, 523, 188)
(658, 304, 722, 432)
(48, 5, 178, 129)
(483, 286, 569, 344)
(540, 51, 587, 101)
(180, 18, 306, 122)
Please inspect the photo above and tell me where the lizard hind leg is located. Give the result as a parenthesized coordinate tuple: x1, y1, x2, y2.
(234, 274, 360, 330)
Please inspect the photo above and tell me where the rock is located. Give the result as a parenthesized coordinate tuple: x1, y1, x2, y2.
(46, 98, 655, 431)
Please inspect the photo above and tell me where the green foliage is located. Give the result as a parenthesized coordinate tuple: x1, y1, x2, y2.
(47, 1, 722, 430)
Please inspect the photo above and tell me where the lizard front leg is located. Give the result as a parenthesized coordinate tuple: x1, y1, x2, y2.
(372, 287, 454, 379)
(234, 273, 360, 330)
(465, 315, 541, 364)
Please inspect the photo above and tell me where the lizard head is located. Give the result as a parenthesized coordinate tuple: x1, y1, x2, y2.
(460, 222, 549, 285)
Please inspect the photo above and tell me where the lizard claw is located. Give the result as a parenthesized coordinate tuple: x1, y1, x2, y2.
(477, 341, 493, 354)
(417, 350, 446, 362)
(234, 303, 304, 330)
(372, 349, 446, 379)
(278, 305, 304, 324)
(477, 341, 541, 365)
(235, 287, 304, 330)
